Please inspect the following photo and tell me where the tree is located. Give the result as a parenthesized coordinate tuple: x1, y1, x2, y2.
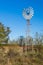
(19, 36, 24, 46)
(34, 32, 42, 54)
(0, 22, 10, 44)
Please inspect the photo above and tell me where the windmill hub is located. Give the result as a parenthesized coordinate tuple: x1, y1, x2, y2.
(26, 10, 30, 15)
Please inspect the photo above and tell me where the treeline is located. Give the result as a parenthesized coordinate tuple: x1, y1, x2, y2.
(0, 22, 43, 46)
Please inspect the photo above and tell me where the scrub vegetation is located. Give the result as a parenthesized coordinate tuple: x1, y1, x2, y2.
(0, 22, 43, 65)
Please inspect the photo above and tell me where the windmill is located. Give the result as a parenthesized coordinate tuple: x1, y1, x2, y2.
(23, 7, 34, 52)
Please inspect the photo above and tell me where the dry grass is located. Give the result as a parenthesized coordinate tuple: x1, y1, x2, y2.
(0, 44, 43, 65)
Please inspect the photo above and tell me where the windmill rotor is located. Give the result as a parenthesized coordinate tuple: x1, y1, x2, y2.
(23, 7, 34, 20)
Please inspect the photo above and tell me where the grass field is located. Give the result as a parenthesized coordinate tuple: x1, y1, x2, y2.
(0, 44, 43, 65)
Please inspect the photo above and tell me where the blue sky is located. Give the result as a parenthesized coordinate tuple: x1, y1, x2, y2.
(0, 0, 43, 40)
